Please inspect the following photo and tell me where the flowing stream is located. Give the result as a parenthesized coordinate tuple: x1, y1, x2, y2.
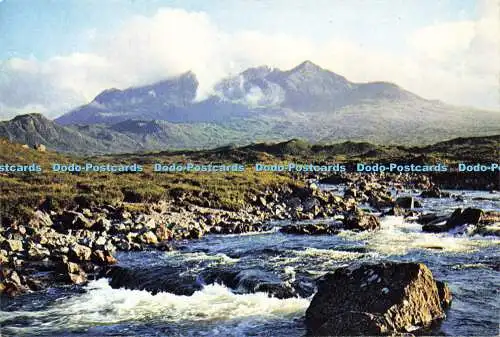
(1, 189, 499, 336)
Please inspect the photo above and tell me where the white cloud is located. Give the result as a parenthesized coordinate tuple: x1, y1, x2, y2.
(0, 3, 498, 119)
(403, 0, 499, 108)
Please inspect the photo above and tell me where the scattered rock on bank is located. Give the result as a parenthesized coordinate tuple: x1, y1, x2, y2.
(305, 262, 451, 336)
(0, 268, 28, 296)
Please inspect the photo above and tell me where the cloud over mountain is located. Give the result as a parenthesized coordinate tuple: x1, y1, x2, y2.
(0, 1, 498, 119)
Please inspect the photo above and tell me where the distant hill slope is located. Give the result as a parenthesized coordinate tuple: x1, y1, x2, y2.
(0, 114, 142, 154)
(2, 111, 499, 163)
(0, 113, 257, 154)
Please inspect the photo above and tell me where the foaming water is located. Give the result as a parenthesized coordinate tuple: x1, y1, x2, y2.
(1, 188, 499, 336)
(0, 279, 309, 337)
(338, 216, 499, 255)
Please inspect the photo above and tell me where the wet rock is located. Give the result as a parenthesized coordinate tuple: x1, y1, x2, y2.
(27, 242, 50, 260)
(420, 187, 450, 198)
(232, 269, 297, 299)
(156, 241, 176, 251)
(68, 243, 92, 262)
(0, 268, 27, 296)
(114, 238, 131, 251)
(56, 261, 87, 285)
(474, 223, 500, 236)
(280, 223, 340, 235)
(383, 206, 406, 217)
(67, 272, 87, 284)
(422, 208, 484, 233)
(155, 223, 172, 241)
(105, 265, 202, 295)
(305, 262, 449, 336)
(421, 222, 448, 233)
(91, 250, 117, 265)
(1, 239, 23, 252)
(139, 231, 158, 244)
(446, 208, 483, 227)
(56, 259, 80, 274)
(344, 211, 380, 231)
(436, 280, 452, 309)
(202, 267, 298, 299)
(395, 197, 422, 209)
(188, 227, 204, 239)
(417, 213, 443, 225)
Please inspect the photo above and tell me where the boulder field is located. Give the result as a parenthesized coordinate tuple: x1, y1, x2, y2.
(1, 173, 497, 298)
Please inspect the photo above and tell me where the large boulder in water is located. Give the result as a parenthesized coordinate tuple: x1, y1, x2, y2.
(231, 269, 296, 299)
(419, 187, 450, 198)
(395, 196, 422, 209)
(423, 208, 484, 233)
(105, 265, 302, 299)
(105, 265, 202, 295)
(305, 262, 450, 336)
(344, 210, 380, 231)
(446, 208, 483, 227)
(280, 222, 340, 235)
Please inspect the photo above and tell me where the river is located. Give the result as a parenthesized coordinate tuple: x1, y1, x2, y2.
(1, 188, 499, 336)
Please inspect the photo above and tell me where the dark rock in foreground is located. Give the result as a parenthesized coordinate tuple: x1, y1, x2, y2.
(305, 262, 451, 336)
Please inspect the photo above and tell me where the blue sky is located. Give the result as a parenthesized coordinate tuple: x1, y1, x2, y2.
(0, 0, 497, 118)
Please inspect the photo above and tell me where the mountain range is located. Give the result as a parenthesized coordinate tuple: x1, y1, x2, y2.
(1, 61, 499, 154)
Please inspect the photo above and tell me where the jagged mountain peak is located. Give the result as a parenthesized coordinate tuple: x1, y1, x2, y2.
(241, 65, 274, 79)
(91, 71, 199, 106)
(12, 113, 48, 122)
(11, 113, 55, 129)
(55, 60, 439, 126)
(291, 60, 324, 72)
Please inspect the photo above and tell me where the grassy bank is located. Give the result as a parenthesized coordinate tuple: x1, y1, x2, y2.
(0, 139, 300, 222)
(1, 135, 498, 223)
